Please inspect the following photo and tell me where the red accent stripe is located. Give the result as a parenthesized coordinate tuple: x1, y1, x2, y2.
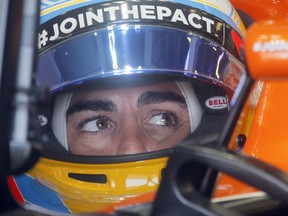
(231, 30, 243, 56)
(7, 176, 25, 204)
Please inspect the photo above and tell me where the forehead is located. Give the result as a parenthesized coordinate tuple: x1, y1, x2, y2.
(69, 81, 182, 102)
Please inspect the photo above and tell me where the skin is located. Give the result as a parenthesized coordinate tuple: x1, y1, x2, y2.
(66, 82, 191, 156)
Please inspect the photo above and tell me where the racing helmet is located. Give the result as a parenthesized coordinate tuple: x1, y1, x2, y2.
(12, 0, 246, 214)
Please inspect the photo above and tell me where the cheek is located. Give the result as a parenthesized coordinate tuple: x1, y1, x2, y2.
(144, 109, 190, 138)
(146, 120, 191, 152)
(66, 127, 116, 155)
(166, 122, 191, 144)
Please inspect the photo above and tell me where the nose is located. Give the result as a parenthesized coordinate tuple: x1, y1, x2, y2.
(117, 124, 149, 155)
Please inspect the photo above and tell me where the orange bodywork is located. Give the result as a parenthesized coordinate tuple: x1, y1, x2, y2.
(245, 18, 288, 80)
(215, 0, 288, 198)
(244, 81, 288, 169)
(230, 0, 288, 21)
(215, 80, 288, 197)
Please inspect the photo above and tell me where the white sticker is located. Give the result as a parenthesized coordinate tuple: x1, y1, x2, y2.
(205, 96, 228, 110)
(38, 115, 48, 126)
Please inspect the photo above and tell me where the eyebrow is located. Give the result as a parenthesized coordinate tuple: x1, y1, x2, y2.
(66, 91, 187, 117)
(66, 100, 117, 118)
(137, 91, 187, 108)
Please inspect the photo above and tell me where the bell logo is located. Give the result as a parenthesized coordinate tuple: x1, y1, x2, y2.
(205, 96, 228, 110)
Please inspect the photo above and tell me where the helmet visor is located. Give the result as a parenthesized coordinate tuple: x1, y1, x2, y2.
(36, 25, 245, 94)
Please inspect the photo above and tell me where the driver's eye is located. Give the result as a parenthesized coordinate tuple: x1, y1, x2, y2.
(95, 119, 109, 130)
(81, 117, 110, 132)
(149, 113, 177, 127)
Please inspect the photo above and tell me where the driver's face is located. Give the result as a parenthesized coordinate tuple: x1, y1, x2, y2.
(66, 82, 191, 155)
